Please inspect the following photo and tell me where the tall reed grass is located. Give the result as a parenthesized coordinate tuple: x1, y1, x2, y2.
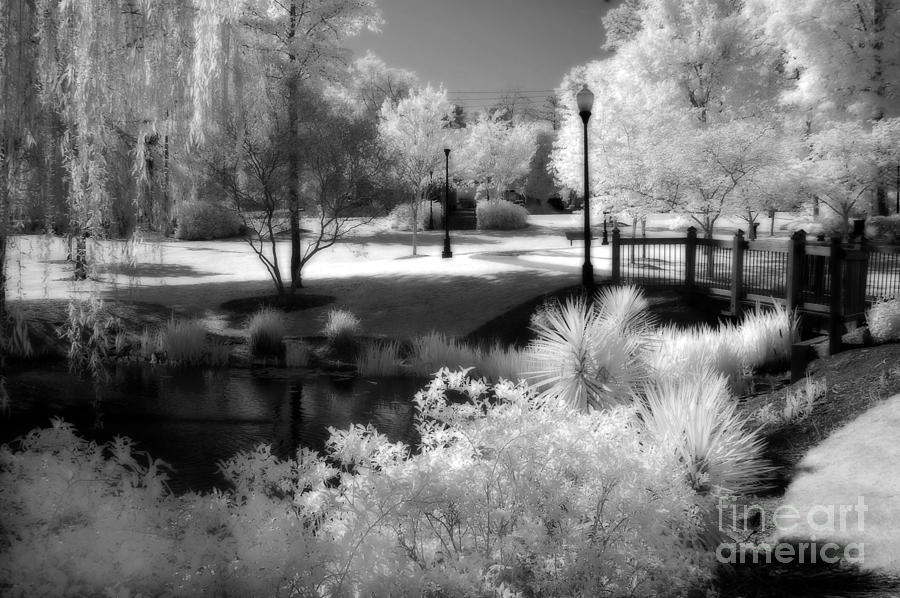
(247, 307, 286, 356)
(158, 318, 208, 365)
(356, 339, 405, 376)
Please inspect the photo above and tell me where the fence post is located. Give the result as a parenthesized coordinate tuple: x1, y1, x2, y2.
(731, 229, 745, 316)
(685, 226, 697, 288)
(786, 230, 805, 312)
(828, 236, 843, 356)
(611, 227, 621, 284)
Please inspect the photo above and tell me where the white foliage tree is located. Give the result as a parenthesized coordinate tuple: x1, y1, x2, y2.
(461, 111, 540, 201)
(378, 85, 454, 255)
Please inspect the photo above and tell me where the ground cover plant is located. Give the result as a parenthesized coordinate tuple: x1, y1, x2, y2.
(0, 371, 716, 597)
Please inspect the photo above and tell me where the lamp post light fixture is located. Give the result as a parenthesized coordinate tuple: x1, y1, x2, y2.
(576, 84, 594, 288)
(602, 210, 609, 246)
(428, 170, 435, 230)
(442, 148, 453, 259)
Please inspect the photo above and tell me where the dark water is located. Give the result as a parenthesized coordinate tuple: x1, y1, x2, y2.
(2, 364, 425, 494)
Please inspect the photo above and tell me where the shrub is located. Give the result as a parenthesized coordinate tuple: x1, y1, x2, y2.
(158, 317, 207, 365)
(355, 339, 405, 376)
(638, 370, 774, 495)
(475, 199, 528, 230)
(868, 298, 900, 342)
(247, 307, 286, 356)
(174, 201, 243, 240)
(388, 200, 443, 231)
(865, 215, 900, 241)
(528, 295, 646, 411)
(0, 375, 714, 596)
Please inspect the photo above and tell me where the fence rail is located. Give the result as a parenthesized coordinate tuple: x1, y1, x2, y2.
(610, 227, 900, 354)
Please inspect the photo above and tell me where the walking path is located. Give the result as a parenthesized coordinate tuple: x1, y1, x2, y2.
(774, 393, 900, 574)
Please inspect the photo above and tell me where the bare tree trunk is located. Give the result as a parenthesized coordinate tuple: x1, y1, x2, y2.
(288, 2, 303, 293)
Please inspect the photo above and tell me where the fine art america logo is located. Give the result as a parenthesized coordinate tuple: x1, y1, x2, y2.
(716, 496, 867, 565)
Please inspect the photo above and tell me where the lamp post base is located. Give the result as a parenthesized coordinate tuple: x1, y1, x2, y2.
(581, 263, 594, 288)
(442, 239, 453, 259)
(601, 231, 609, 246)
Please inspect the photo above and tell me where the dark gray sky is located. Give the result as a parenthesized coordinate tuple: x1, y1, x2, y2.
(345, 0, 620, 107)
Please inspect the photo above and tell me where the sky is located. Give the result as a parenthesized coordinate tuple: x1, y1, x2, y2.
(344, 0, 621, 112)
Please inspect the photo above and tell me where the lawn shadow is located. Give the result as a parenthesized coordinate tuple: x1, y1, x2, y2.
(715, 540, 900, 597)
(93, 263, 220, 278)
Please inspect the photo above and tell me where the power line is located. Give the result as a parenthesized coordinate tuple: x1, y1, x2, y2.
(446, 89, 558, 95)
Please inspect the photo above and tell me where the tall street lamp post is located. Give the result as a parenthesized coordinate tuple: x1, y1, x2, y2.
(576, 84, 594, 288)
(442, 148, 453, 259)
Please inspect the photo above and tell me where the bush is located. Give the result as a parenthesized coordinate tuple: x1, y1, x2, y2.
(0, 373, 714, 596)
(174, 201, 243, 240)
(865, 215, 900, 241)
(475, 199, 528, 230)
(388, 200, 443, 231)
(868, 298, 900, 342)
(638, 370, 774, 495)
(247, 307, 286, 356)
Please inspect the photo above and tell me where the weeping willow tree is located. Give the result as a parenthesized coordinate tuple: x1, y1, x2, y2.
(33, 0, 198, 278)
(0, 0, 42, 325)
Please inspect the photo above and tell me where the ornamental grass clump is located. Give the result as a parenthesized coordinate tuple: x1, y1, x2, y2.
(356, 339, 405, 376)
(648, 323, 749, 395)
(247, 307, 286, 356)
(407, 331, 479, 376)
(472, 342, 534, 382)
(867, 298, 900, 343)
(323, 308, 361, 344)
(738, 302, 798, 369)
(158, 317, 207, 365)
(638, 370, 774, 496)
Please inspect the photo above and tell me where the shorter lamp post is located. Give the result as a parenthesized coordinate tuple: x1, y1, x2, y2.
(602, 210, 609, 245)
(428, 170, 435, 230)
(576, 84, 594, 288)
(442, 148, 453, 259)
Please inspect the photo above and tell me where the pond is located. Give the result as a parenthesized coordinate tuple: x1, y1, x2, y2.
(2, 364, 426, 494)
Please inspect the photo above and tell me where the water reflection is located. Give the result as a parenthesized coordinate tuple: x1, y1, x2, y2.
(2, 364, 424, 494)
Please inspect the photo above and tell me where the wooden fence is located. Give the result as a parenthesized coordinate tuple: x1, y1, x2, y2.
(610, 227, 900, 354)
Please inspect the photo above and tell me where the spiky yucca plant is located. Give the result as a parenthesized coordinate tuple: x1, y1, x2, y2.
(595, 284, 655, 336)
(528, 295, 647, 412)
(638, 370, 774, 495)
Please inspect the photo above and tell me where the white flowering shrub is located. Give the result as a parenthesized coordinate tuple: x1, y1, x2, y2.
(868, 298, 900, 343)
(476, 199, 529, 230)
(1, 371, 714, 596)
